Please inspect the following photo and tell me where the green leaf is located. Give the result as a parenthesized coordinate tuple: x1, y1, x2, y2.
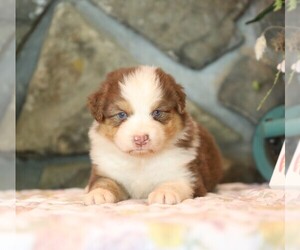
(274, 0, 284, 11)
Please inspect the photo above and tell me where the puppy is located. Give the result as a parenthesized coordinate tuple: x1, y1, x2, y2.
(84, 66, 223, 205)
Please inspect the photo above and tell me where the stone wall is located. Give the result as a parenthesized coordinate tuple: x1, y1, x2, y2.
(0, 0, 15, 190)
(16, 0, 284, 189)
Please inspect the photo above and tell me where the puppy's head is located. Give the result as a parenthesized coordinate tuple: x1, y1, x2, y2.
(88, 66, 186, 155)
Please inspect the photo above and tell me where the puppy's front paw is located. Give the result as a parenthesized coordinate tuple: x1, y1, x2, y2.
(148, 189, 182, 205)
(84, 188, 117, 205)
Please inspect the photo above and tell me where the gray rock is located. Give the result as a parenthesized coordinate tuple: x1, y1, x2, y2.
(0, 152, 15, 190)
(0, 95, 15, 152)
(16, 0, 59, 117)
(0, 1, 14, 153)
(16, 3, 138, 154)
(16, 20, 31, 48)
(0, 23, 14, 52)
(0, 22, 14, 122)
(218, 55, 284, 123)
(186, 100, 241, 146)
(16, 0, 53, 47)
(39, 162, 90, 189)
(222, 160, 265, 183)
(91, 0, 249, 69)
(0, 0, 14, 21)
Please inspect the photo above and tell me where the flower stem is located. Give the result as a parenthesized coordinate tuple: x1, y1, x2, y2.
(257, 70, 282, 111)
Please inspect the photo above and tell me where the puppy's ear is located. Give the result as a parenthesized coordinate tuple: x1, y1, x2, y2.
(173, 83, 186, 114)
(155, 68, 186, 114)
(88, 89, 105, 122)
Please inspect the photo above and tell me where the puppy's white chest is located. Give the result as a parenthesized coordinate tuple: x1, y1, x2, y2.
(93, 148, 196, 199)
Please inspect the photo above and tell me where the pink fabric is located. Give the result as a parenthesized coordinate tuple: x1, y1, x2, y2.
(1, 183, 299, 250)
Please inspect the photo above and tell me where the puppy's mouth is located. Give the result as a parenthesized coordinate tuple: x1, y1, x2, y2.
(128, 148, 154, 155)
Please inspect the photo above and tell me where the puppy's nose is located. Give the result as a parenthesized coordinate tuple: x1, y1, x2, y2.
(133, 134, 149, 146)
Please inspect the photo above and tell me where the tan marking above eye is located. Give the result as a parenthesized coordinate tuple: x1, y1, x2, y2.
(106, 100, 133, 117)
(151, 99, 175, 113)
(115, 100, 133, 115)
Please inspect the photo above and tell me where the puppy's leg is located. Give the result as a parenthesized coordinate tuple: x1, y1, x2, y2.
(84, 172, 128, 205)
(148, 180, 194, 205)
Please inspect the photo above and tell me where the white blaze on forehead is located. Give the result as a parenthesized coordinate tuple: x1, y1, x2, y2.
(120, 66, 162, 114)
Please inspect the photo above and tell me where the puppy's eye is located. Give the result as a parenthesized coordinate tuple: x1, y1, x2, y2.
(151, 110, 162, 119)
(116, 111, 128, 120)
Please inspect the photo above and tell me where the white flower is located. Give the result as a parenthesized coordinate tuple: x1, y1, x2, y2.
(255, 35, 267, 60)
(291, 60, 300, 73)
(277, 59, 285, 73)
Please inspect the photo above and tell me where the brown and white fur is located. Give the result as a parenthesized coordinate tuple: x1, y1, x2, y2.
(84, 66, 223, 205)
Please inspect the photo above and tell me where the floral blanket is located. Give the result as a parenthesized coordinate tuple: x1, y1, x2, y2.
(0, 183, 299, 250)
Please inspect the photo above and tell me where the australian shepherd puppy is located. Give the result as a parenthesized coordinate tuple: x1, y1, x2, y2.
(84, 66, 223, 205)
